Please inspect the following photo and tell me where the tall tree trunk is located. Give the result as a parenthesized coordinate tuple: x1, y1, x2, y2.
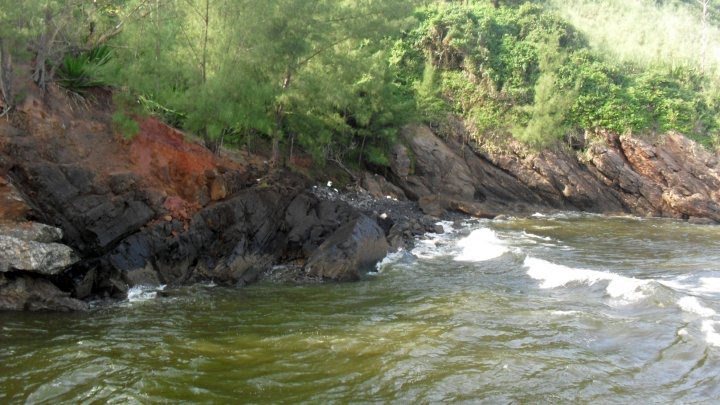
(699, 0, 710, 74)
(32, 7, 54, 90)
(270, 71, 292, 168)
(271, 104, 284, 167)
(0, 38, 13, 111)
(202, 0, 209, 84)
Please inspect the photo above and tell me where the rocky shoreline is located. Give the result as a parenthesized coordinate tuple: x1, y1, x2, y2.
(2, 98, 720, 311)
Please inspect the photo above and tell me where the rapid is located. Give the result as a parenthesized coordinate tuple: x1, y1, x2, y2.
(2, 214, 720, 402)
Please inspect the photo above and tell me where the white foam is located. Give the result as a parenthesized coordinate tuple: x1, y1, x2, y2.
(524, 257, 650, 302)
(453, 228, 508, 262)
(411, 234, 450, 259)
(701, 320, 720, 347)
(660, 276, 720, 296)
(677, 296, 717, 317)
(520, 231, 554, 242)
(698, 277, 720, 294)
(375, 250, 406, 272)
(127, 285, 165, 303)
(675, 296, 720, 347)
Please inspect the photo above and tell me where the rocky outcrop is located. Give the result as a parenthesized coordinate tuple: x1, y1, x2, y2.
(390, 124, 556, 217)
(390, 124, 720, 223)
(5, 92, 720, 311)
(0, 178, 86, 310)
(0, 106, 397, 310)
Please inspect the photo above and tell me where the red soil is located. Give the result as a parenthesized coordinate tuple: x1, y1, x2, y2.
(128, 117, 241, 207)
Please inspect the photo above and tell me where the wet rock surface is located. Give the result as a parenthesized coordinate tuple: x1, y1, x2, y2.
(3, 99, 720, 311)
(305, 215, 390, 281)
(0, 176, 86, 310)
(0, 275, 88, 312)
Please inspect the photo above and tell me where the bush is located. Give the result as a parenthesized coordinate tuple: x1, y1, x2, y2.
(394, 1, 720, 148)
(57, 45, 112, 95)
(111, 112, 140, 140)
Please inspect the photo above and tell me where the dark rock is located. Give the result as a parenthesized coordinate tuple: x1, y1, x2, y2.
(305, 215, 390, 281)
(108, 172, 138, 194)
(122, 264, 161, 287)
(361, 172, 406, 200)
(284, 192, 356, 259)
(72, 266, 96, 299)
(419, 195, 449, 217)
(0, 275, 88, 311)
(11, 162, 157, 254)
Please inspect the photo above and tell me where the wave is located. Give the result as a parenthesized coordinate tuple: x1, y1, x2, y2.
(454, 228, 508, 262)
(524, 256, 650, 302)
(127, 284, 165, 303)
(662, 276, 720, 296)
(524, 256, 720, 347)
(410, 221, 457, 259)
(677, 296, 720, 347)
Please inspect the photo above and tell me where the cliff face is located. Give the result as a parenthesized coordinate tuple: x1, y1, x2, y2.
(388, 125, 720, 224)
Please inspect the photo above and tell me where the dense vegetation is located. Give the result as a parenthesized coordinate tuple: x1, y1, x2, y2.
(1, 0, 719, 167)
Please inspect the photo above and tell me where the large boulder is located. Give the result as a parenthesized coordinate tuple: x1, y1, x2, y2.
(304, 214, 390, 281)
(0, 235, 79, 275)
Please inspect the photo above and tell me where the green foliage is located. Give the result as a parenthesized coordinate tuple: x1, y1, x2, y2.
(513, 35, 577, 146)
(545, 0, 720, 74)
(414, 61, 448, 126)
(12, 0, 714, 161)
(393, 0, 720, 148)
(137, 95, 186, 128)
(57, 45, 112, 94)
(109, 0, 420, 165)
(111, 111, 139, 140)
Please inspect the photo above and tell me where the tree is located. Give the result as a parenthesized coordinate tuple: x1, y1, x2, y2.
(698, 0, 711, 73)
(113, 0, 417, 164)
(219, 0, 417, 166)
(0, 0, 130, 102)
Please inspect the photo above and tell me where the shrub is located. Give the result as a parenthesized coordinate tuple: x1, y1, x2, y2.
(111, 112, 140, 140)
(57, 45, 112, 95)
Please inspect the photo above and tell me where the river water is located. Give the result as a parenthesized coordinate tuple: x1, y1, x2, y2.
(2, 214, 720, 403)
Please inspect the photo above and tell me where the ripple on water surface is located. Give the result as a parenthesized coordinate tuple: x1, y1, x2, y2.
(2, 214, 720, 402)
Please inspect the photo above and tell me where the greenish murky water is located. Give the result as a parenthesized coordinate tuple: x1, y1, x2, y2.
(2, 214, 720, 403)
